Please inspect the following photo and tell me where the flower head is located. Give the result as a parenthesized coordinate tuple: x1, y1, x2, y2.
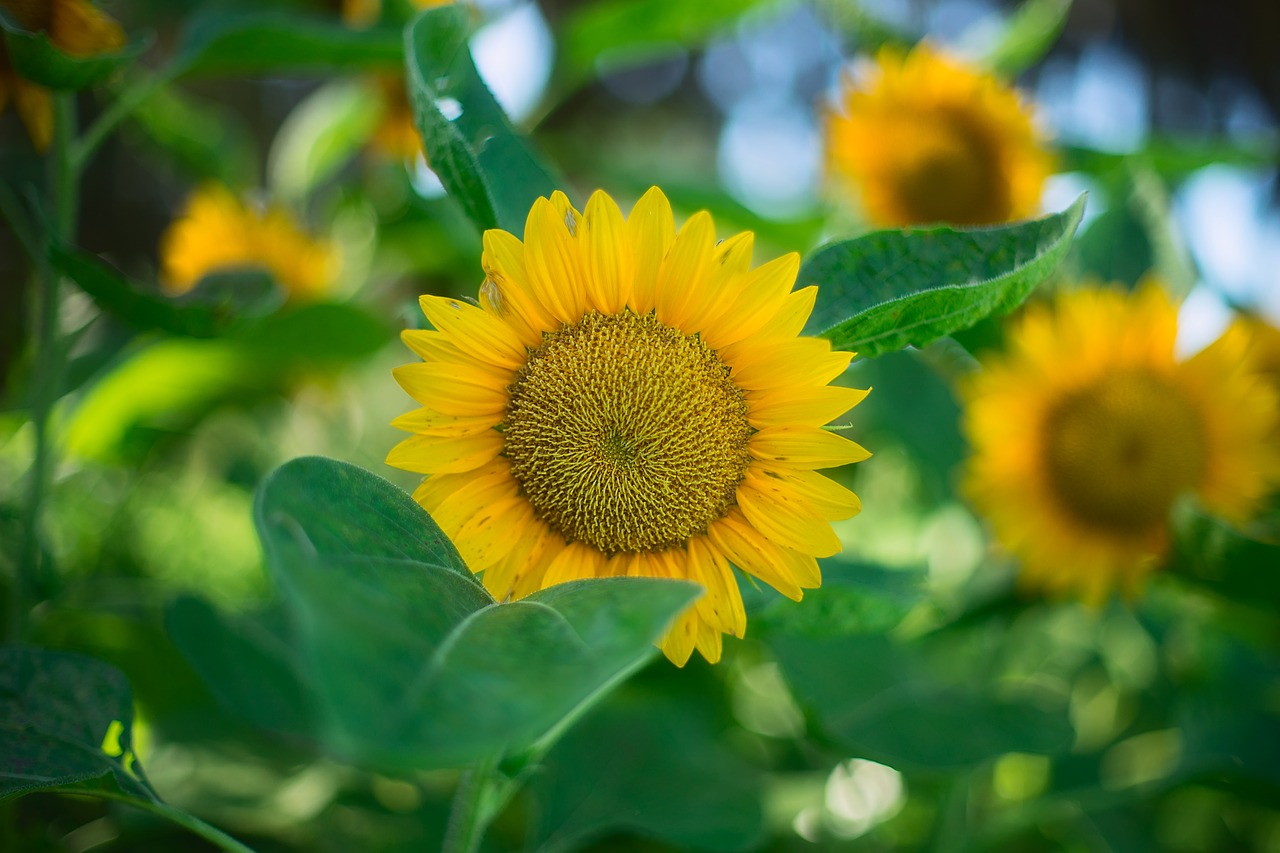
(962, 284, 1280, 602)
(825, 44, 1052, 228)
(159, 183, 336, 301)
(388, 188, 870, 665)
(0, 0, 124, 151)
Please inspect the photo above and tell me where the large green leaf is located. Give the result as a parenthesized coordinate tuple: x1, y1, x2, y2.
(0, 646, 154, 801)
(802, 195, 1085, 357)
(532, 690, 764, 853)
(174, 12, 401, 77)
(771, 634, 1073, 769)
(755, 560, 926, 639)
(0, 11, 148, 90)
(228, 457, 700, 769)
(404, 4, 561, 234)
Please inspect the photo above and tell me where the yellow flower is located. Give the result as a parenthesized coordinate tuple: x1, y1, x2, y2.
(159, 184, 336, 301)
(825, 44, 1052, 228)
(962, 284, 1280, 602)
(388, 188, 870, 665)
(0, 0, 124, 151)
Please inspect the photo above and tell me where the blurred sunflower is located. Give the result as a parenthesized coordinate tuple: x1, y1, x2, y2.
(388, 188, 870, 665)
(825, 44, 1052, 227)
(963, 284, 1280, 602)
(0, 0, 124, 151)
(159, 183, 336, 301)
(367, 74, 422, 162)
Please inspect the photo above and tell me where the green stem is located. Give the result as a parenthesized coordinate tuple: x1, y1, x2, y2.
(13, 93, 77, 642)
(71, 67, 178, 175)
(442, 759, 521, 853)
(89, 792, 257, 853)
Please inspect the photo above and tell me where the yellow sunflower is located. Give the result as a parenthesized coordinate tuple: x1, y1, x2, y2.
(825, 43, 1052, 228)
(388, 188, 870, 665)
(963, 283, 1280, 602)
(0, 0, 124, 151)
(159, 183, 336, 301)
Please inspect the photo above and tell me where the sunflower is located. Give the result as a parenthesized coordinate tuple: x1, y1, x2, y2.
(962, 284, 1280, 602)
(0, 0, 124, 151)
(388, 188, 870, 665)
(367, 74, 422, 162)
(159, 183, 336, 301)
(825, 43, 1052, 228)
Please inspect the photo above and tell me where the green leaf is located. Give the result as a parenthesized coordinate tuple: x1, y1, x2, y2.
(51, 245, 229, 338)
(983, 0, 1073, 77)
(0, 646, 154, 801)
(165, 598, 317, 740)
(756, 560, 926, 638)
(128, 83, 258, 186)
(771, 634, 1073, 769)
(255, 456, 474, 578)
(268, 79, 385, 202)
(244, 457, 700, 769)
(230, 302, 393, 366)
(802, 195, 1085, 358)
(533, 690, 764, 853)
(0, 12, 148, 90)
(174, 12, 402, 77)
(558, 0, 766, 83)
(1168, 505, 1280, 611)
(404, 4, 561, 233)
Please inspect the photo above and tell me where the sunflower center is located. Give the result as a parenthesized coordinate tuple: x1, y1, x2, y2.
(1041, 369, 1206, 534)
(502, 309, 752, 554)
(894, 111, 1010, 225)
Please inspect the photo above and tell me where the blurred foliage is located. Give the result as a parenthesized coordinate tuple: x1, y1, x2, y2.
(2, 0, 1279, 851)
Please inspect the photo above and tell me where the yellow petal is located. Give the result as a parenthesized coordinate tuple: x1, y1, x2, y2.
(386, 430, 504, 475)
(580, 189, 634, 313)
(736, 476, 843, 557)
(411, 459, 516, 534)
(730, 339, 852, 390)
(524, 196, 587, 324)
(453, 495, 526, 572)
(749, 385, 870, 428)
(756, 466, 862, 520)
(401, 329, 460, 363)
(392, 362, 509, 416)
(542, 540, 608, 588)
(654, 210, 715, 329)
(750, 426, 872, 469)
(706, 510, 810, 599)
(390, 407, 497, 436)
(660, 607, 699, 667)
(693, 618, 723, 664)
(682, 231, 755, 331)
(688, 537, 746, 637)
(481, 228, 552, 342)
(418, 295, 527, 370)
(624, 187, 676, 314)
(700, 253, 799, 349)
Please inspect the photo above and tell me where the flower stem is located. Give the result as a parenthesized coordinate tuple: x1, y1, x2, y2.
(441, 760, 520, 853)
(13, 93, 77, 642)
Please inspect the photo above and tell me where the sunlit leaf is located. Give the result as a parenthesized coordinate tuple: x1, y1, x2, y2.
(174, 12, 401, 77)
(756, 560, 926, 638)
(0, 646, 154, 801)
(268, 79, 384, 201)
(802, 195, 1085, 357)
(0, 11, 148, 90)
(404, 4, 561, 233)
